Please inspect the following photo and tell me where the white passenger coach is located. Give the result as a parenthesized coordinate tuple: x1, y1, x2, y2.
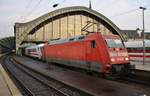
(124, 40, 150, 64)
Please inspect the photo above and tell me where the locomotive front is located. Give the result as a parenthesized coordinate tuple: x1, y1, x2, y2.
(103, 35, 131, 75)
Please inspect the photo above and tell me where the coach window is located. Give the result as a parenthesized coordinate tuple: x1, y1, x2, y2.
(78, 36, 84, 40)
(69, 38, 74, 41)
(146, 47, 149, 51)
(91, 40, 96, 48)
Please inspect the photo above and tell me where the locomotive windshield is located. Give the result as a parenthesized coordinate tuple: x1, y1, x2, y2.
(106, 39, 124, 48)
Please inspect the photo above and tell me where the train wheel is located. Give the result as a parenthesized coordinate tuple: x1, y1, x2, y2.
(104, 73, 118, 80)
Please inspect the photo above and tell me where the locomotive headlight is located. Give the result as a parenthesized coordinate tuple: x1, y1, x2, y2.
(111, 58, 115, 62)
(125, 57, 129, 61)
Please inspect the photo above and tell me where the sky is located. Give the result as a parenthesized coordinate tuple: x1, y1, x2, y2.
(0, 0, 150, 38)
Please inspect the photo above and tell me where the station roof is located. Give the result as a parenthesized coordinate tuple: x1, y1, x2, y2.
(0, 36, 15, 53)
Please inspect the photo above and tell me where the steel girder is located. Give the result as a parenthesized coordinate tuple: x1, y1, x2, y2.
(14, 6, 122, 51)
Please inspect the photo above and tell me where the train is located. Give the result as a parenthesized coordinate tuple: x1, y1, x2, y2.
(25, 44, 45, 59)
(124, 40, 150, 64)
(24, 32, 131, 77)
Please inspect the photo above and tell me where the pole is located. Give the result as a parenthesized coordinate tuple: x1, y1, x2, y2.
(139, 6, 146, 65)
(89, 0, 92, 9)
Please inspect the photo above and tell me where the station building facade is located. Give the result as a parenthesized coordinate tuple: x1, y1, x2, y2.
(14, 6, 123, 51)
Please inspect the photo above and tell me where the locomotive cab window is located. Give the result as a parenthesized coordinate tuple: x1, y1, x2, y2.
(105, 39, 124, 48)
(91, 40, 96, 48)
(69, 38, 74, 41)
(78, 36, 84, 40)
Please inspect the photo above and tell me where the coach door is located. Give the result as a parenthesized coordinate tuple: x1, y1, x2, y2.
(85, 40, 96, 70)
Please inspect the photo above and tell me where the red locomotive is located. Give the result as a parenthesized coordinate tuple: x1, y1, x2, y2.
(41, 32, 130, 76)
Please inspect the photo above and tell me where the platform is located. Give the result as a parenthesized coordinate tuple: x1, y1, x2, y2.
(0, 63, 22, 96)
(0, 68, 11, 96)
(0, 53, 22, 96)
(130, 61, 150, 71)
(13, 56, 149, 96)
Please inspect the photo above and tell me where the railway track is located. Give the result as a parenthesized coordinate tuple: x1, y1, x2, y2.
(123, 69, 150, 86)
(13, 55, 150, 96)
(1, 54, 150, 96)
(1, 55, 69, 96)
(111, 69, 150, 95)
(1, 55, 92, 96)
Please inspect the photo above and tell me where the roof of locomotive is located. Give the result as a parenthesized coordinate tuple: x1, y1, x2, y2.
(102, 34, 120, 39)
(48, 35, 85, 45)
(124, 40, 150, 48)
(48, 32, 123, 45)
